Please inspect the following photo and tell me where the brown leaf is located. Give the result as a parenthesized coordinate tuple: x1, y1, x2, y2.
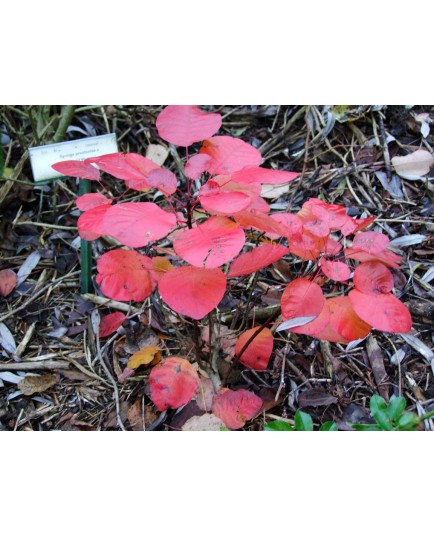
(195, 376, 215, 412)
(298, 388, 338, 408)
(127, 399, 158, 430)
(182, 414, 224, 431)
(366, 335, 389, 402)
(391, 149, 434, 180)
(258, 387, 285, 411)
(18, 374, 56, 396)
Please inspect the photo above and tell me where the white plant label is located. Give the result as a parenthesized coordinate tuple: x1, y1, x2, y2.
(29, 133, 118, 183)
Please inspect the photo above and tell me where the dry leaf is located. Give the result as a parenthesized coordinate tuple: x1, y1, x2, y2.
(261, 183, 291, 199)
(18, 374, 56, 395)
(0, 322, 16, 354)
(127, 346, 161, 369)
(146, 144, 169, 166)
(391, 149, 434, 180)
(182, 413, 224, 431)
(195, 376, 215, 412)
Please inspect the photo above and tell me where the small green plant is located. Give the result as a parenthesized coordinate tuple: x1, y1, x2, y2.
(351, 394, 433, 431)
(264, 394, 434, 431)
(264, 411, 338, 431)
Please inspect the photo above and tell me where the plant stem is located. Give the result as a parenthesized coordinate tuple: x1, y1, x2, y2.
(52, 105, 77, 143)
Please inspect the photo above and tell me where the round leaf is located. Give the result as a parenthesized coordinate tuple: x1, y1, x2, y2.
(212, 388, 263, 430)
(77, 204, 111, 240)
(228, 244, 289, 278)
(235, 327, 274, 370)
(99, 312, 126, 338)
(185, 153, 212, 179)
(173, 216, 245, 268)
(127, 346, 161, 369)
(76, 193, 112, 211)
(103, 202, 176, 247)
(349, 289, 412, 333)
(327, 296, 371, 341)
(200, 136, 262, 174)
(96, 250, 154, 302)
(281, 278, 325, 320)
(156, 105, 222, 147)
(0, 269, 17, 297)
(319, 259, 351, 282)
(353, 261, 394, 295)
(158, 266, 227, 320)
(149, 357, 199, 411)
(52, 160, 100, 181)
(231, 165, 299, 185)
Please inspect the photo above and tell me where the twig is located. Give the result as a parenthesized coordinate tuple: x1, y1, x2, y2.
(0, 270, 81, 323)
(0, 360, 70, 371)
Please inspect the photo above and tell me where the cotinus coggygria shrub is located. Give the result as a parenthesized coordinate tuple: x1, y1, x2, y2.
(53, 106, 412, 429)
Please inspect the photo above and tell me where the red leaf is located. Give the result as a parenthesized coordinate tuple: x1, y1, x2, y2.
(341, 215, 377, 236)
(77, 204, 112, 240)
(158, 266, 227, 320)
(344, 247, 402, 269)
(281, 278, 325, 320)
(349, 289, 412, 333)
(96, 250, 154, 302)
(85, 153, 150, 188)
(287, 232, 326, 261)
(199, 176, 260, 215)
(149, 357, 199, 411)
(352, 231, 390, 254)
(353, 261, 394, 295)
(231, 166, 299, 185)
(233, 209, 290, 236)
(76, 193, 112, 211)
(290, 301, 331, 336)
(0, 269, 17, 297)
(327, 296, 371, 341)
(319, 259, 351, 282)
(146, 168, 177, 196)
(200, 136, 262, 174)
(173, 216, 245, 268)
(99, 312, 126, 338)
(156, 105, 222, 147)
(266, 213, 303, 240)
(212, 388, 263, 430)
(52, 160, 100, 181)
(124, 153, 161, 190)
(228, 244, 288, 278)
(103, 202, 176, 247)
(235, 327, 274, 370)
(185, 153, 212, 179)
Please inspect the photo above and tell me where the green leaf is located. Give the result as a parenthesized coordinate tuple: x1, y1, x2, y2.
(220, 426, 230, 431)
(387, 396, 407, 422)
(351, 423, 381, 431)
(370, 394, 388, 415)
(294, 411, 314, 431)
(319, 421, 338, 431)
(396, 413, 418, 431)
(370, 395, 393, 430)
(264, 420, 294, 431)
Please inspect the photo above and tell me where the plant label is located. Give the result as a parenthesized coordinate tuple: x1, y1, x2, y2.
(29, 133, 118, 183)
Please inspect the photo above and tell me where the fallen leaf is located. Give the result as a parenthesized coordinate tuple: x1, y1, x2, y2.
(195, 376, 215, 412)
(391, 149, 434, 180)
(127, 346, 161, 369)
(0, 268, 17, 296)
(146, 144, 169, 166)
(182, 413, 224, 431)
(0, 322, 16, 354)
(18, 374, 56, 396)
(212, 388, 263, 430)
(149, 357, 199, 411)
(298, 388, 338, 408)
(16, 251, 41, 287)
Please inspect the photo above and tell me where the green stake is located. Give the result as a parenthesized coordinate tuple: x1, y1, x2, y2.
(78, 178, 92, 294)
